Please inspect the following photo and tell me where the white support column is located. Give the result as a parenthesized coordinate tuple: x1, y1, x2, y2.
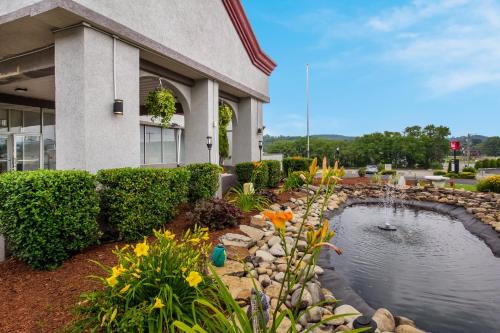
(184, 79, 219, 164)
(232, 97, 262, 164)
(54, 26, 140, 173)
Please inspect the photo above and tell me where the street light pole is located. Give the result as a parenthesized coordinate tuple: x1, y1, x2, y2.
(306, 64, 310, 158)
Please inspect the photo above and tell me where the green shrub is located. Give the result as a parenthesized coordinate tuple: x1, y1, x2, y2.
(235, 162, 269, 190)
(189, 199, 242, 230)
(282, 157, 312, 176)
(97, 168, 190, 241)
(235, 162, 254, 183)
(429, 162, 443, 170)
(185, 163, 220, 201)
(462, 166, 476, 173)
(380, 169, 397, 175)
(458, 172, 476, 179)
(433, 170, 446, 176)
(284, 171, 305, 191)
(73, 227, 219, 332)
(475, 160, 482, 169)
(263, 160, 281, 188)
(483, 159, 492, 168)
(447, 160, 452, 173)
(445, 172, 458, 178)
(0, 170, 100, 270)
(358, 167, 366, 177)
(477, 175, 500, 193)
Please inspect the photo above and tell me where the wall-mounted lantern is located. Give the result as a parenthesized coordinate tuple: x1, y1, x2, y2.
(113, 99, 123, 115)
(206, 136, 213, 163)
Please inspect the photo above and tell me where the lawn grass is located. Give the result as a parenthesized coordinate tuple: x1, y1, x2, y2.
(447, 183, 477, 191)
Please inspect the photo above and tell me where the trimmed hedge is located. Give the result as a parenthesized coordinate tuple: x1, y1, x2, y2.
(263, 160, 281, 188)
(282, 157, 313, 176)
(0, 170, 100, 270)
(97, 168, 190, 241)
(185, 163, 220, 201)
(235, 162, 269, 190)
(380, 170, 397, 176)
(433, 170, 446, 176)
(477, 175, 500, 193)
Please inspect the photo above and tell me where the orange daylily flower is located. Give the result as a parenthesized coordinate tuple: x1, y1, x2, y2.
(263, 209, 294, 230)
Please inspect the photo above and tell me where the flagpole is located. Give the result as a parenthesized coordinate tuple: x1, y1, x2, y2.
(306, 64, 310, 158)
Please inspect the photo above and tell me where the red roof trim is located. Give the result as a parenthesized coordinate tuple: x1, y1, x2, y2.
(222, 0, 277, 76)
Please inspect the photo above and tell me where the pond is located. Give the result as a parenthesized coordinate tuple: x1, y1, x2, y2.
(322, 204, 500, 333)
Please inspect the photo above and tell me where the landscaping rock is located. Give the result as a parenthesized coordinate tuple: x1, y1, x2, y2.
(291, 288, 312, 310)
(250, 215, 266, 228)
(240, 225, 265, 241)
(220, 233, 255, 248)
(213, 260, 245, 277)
(372, 308, 395, 332)
(255, 250, 275, 262)
(395, 316, 416, 328)
(334, 305, 361, 323)
(270, 243, 286, 257)
(220, 276, 261, 299)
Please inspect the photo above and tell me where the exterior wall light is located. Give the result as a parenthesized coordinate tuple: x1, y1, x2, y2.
(113, 99, 123, 115)
(258, 140, 263, 161)
(206, 136, 213, 163)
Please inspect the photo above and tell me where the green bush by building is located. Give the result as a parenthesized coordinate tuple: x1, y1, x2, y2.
(97, 168, 190, 241)
(282, 157, 313, 176)
(0, 170, 100, 270)
(185, 163, 220, 201)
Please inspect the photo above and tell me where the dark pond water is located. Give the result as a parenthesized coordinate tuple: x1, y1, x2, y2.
(325, 204, 500, 333)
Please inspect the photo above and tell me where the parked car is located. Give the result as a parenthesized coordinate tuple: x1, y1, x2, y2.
(366, 165, 378, 174)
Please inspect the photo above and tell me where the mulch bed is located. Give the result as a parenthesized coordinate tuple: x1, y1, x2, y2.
(0, 191, 304, 333)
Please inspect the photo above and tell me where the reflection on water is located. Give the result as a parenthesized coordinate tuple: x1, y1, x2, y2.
(327, 205, 500, 333)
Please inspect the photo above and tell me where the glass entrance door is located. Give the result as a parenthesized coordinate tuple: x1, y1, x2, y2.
(0, 135, 9, 173)
(13, 134, 41, 171)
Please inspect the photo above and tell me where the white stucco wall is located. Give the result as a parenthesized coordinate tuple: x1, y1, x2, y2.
(74, 0, 269, 97)
(55, 26, 140, 172)
(232, 97, 263, 164)
(0, 0, 41, 16)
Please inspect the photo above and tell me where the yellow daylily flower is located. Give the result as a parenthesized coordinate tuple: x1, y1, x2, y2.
(156, 267, 161, 273)
(132, 273, 141, 279)
(111, 265, 126, 277)
(186, 271, 203, 288)
(106, 275, 118, 287)
(134, 240, 149, 257)
(181, 267, 187, 273)
(163, 230, 175, 240)
(321, 156, 329, 181)
(120, 284, 131, 293)
(153, 297, 165, 309)
(189, 238, 201, 245)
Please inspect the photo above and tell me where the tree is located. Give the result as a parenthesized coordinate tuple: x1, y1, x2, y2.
(480, 136, 500, 156)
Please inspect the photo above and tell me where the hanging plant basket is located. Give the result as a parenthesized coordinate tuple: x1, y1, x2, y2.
(145, 87, 176, 128)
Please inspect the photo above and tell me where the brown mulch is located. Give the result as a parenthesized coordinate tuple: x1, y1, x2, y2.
(339, 177, 372, 185)
(0, 192, 303, 333)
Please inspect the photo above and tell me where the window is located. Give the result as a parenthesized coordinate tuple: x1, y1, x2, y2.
(140, 125, 183, 165)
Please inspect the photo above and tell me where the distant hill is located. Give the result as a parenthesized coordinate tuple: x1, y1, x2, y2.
(264, 134, 355, 144)
(451, 135, 488, 146)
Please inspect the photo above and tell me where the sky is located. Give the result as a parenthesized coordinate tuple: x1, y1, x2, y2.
(241, 0, 500, 137)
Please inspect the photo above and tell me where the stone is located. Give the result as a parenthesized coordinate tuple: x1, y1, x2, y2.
(225, 245, 252, 261)
(268, 236, 281, 247)
(250, 215, 266, 229)
(274, 272, 285, 282)
(395, 316, 416, 328)
(275, 316, 292, 333)
(258, 274, 272, 288)
(306, 306, 323, 323)
(213, 260, 245, 277)
(372, 308, 395, 332)
(395, 325, 426, 333)
(220, 276, 261, 299)
(240, 225, 265, 241)
(291, 288, 313, 310)
(270, 243, 286, 257)
(334, 325, 351, 332)
(220, 233, 255, 248)
(334, 305, 361, 323)
(314, 265, 324, 275)
(306, 282, 324, 305)
(265, 283, 283, 300)
(255, 250, 275, 262)
(297, 240, 308, 251)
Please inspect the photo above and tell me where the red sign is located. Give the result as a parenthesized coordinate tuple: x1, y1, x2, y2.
(450, 141, 461, 151)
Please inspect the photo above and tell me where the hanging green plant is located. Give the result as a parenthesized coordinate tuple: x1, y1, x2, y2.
(219, 102, 233, 165)
(145, 87, 176, 128)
